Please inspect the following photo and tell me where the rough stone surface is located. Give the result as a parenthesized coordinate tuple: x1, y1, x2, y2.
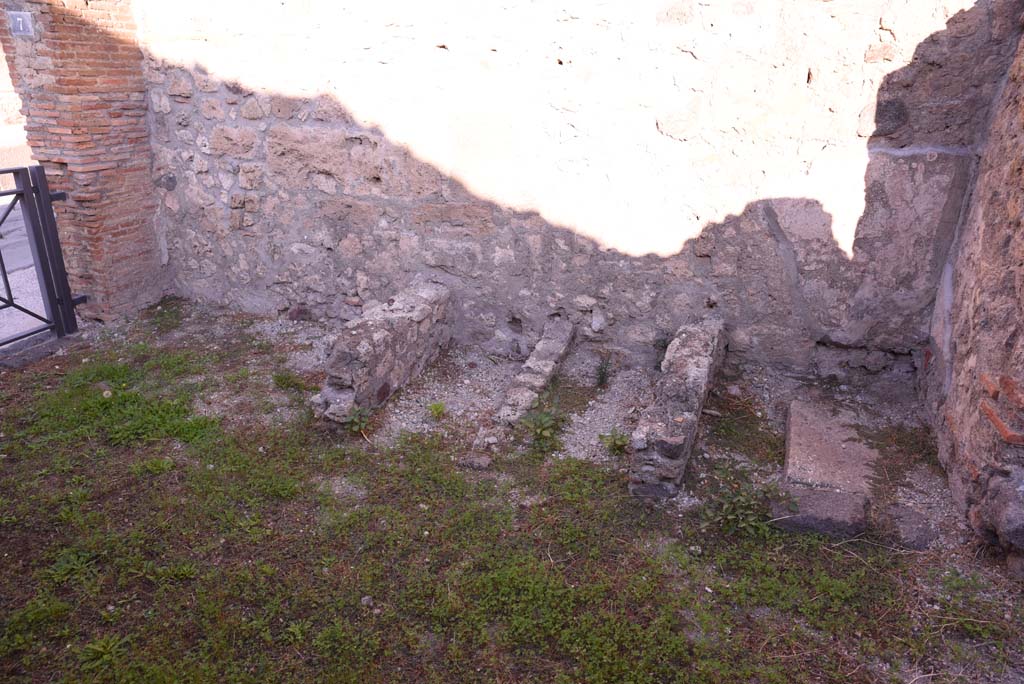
(496, 315, 574, 425)
(772, 486, 869, 539)
(784, 400, 878, 496)
(313, 281, 451, 422)
(1008, 552, 1024, 580)
(886, 503, 940, 551)
(924, 29, 1024, 556)
(124, 1, 1022, 371)
(629, 318, 724, 498)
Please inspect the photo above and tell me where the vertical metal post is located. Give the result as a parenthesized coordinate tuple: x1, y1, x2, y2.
(29, 166, 77, 334)
(13, 167, 62, 336)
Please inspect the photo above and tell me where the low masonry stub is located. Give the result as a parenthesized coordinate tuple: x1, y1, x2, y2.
(629, 318, 724, 498)
(313, 280, 452, 422)
(495, 314, 574, 425)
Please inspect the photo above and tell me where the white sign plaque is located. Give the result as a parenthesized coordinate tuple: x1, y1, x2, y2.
(8, 11, 33, 37)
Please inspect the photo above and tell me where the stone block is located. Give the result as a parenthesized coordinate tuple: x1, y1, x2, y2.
(629, 318, 724, 498)
(313, 280, 452, 422)
(770, 399, 882, 536)
(784, 400, 878, 496)
(209, 125, 258, 158)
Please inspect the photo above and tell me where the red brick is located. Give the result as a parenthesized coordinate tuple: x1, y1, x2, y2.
(0, 0, 162, 319)
(980, 400, 1024, 446)
(999, 376, 1024, 411)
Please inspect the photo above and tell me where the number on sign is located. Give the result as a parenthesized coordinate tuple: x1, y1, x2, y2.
(8, 12, 33, 37)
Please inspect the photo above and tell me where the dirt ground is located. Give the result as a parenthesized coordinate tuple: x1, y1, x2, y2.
(1, 299, 1021, 683)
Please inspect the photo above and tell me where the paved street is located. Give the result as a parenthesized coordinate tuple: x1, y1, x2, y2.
(0, 197, 46, 344)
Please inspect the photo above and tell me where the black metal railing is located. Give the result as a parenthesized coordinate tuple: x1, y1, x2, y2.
(0, 165, 85, 348)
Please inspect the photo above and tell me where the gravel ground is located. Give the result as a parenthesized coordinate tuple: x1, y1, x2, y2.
(553, 347, 656, 465)
(372, 345, 521, 447)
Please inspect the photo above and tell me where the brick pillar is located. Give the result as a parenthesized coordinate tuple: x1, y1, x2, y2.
(0, 0, 163, 319)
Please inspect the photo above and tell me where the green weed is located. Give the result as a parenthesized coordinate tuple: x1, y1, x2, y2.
(427, 401, 446, 420)
(598, 428, 630, 455)
(79, 633, 131, 674)
(596, 355, 612, 388)
(341, 406, 372, 435)
(273, 369, 315, 392)
(130, 457, 174, 477)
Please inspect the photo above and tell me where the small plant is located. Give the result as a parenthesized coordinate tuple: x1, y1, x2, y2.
(521, 409, 564, 454)
(341, 406, 371, 436)
(145, 296, 186, 333)
(273, 370, 313, 392)
(427, 401, 446, 421)
(226, 367, 251, 385)
(79, 633, 131, 674)
(699, 463, 786, 539)
(598, 429, 630, 455)
(130, 457, 174, 477)
(282, 618, 312, 646)
(595, 355, 612, 389)
(43, 548, 97, 586)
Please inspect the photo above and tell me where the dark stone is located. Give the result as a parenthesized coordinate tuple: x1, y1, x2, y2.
(459, 455, 493, 470)
(287, 304, 313, 321)
(886, 503, 939, 550)
(772, 485, 869, 538)
(630, 481, 677, 498)
(156, 173, 177, 191)
(873, 99, 909, 136)
(1007, 552, 1024, 580)
(978, 466, 1024, 550)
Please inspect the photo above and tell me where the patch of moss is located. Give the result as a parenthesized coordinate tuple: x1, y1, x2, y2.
(703, 391, 785, 465)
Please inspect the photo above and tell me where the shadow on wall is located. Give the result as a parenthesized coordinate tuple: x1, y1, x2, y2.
(3, 2, 1020, 375)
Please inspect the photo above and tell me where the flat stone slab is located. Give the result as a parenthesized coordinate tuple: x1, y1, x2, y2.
(313, 279, 452, 422)
(771, 399, 882, 538)
(629, 318, 724, 498)
(785, 400, 878, 496)
(772, 485, 869, 538)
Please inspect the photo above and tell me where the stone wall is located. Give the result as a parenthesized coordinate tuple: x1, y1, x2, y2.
(925, 29, 1024, 558)
(128, 0, 1022, 368)
(0, 0, 164, 318)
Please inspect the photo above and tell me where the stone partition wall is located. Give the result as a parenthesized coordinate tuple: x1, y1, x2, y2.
(127, 0, 1022, 369)
(0, 0, 164, 318)
(925, 30, 1024, 560)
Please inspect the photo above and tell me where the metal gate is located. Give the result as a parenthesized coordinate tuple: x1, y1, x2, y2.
(0, 165, 85, 348)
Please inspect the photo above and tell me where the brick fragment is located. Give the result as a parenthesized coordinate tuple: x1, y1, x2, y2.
(980, 373, 1001, 399)
(999, 376, 1024, 410)
(980, 400, 1024, 446)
